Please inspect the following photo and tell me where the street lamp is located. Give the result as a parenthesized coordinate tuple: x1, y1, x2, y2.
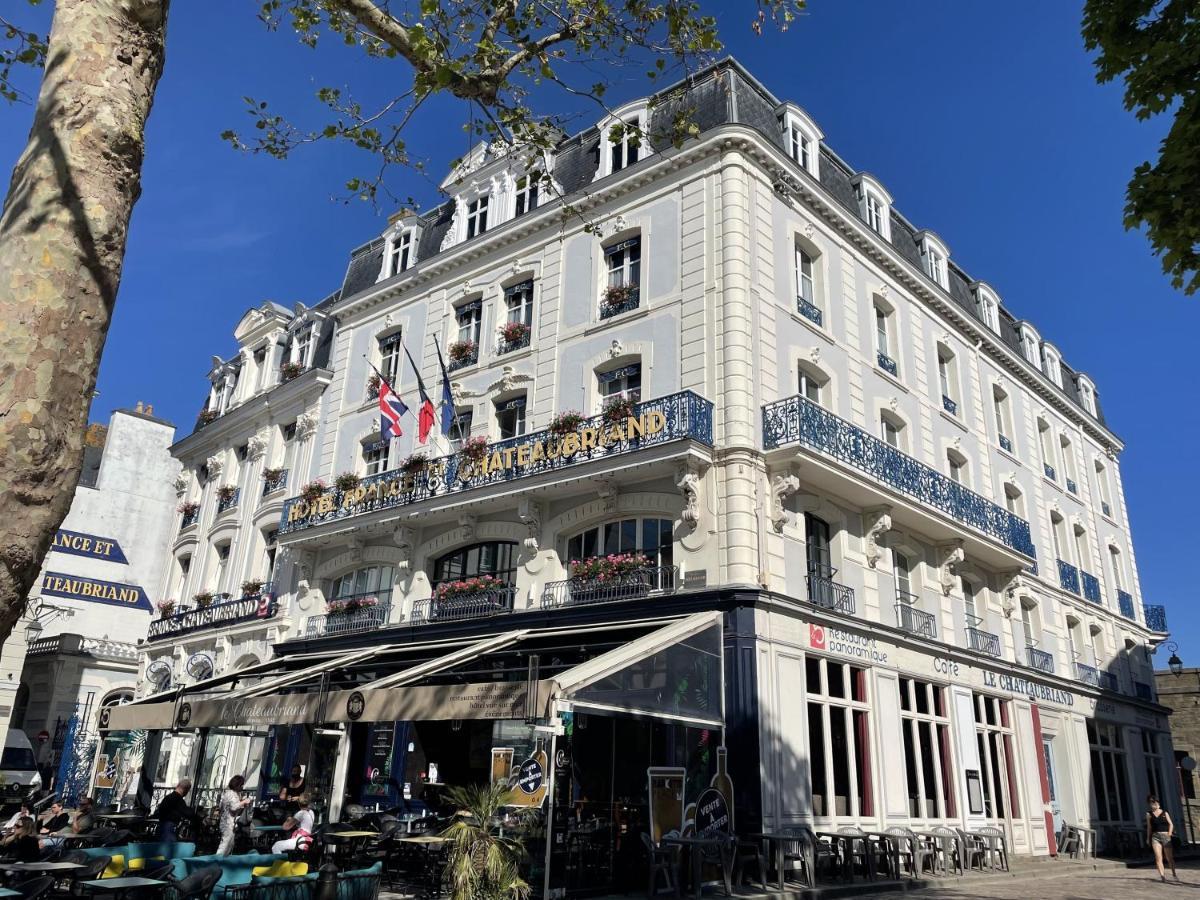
(1166, 641, 1184, 676)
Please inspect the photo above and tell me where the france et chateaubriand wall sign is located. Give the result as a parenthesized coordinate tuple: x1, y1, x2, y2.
(50, 529, 128, 564)
(279, 393, 714, 535)
(40, 572, 152, 611)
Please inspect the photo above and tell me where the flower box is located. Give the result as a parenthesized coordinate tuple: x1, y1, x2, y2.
(499, 321, 531, 344)
(435, 575, 506, 603)
(460, 436, 489, 461)
(600, 283, 639, 317)
(335, 471, 362, 492)
(177, 501, 200, 516)
(196, 408, 219, 426)
(215, 485, 238, 503)
(366, 372, 381, 398)
(569, 553, 651, 580)
(156, 600, 177, 619)
(280, 361, 305, 382)
(327, 596, 379, 616)
(192, 591, 214, 609)
(401, 453, 428, 474)
(601, 395, 635, 425)
(241, 580, 264, 596)
(549, 411, 584, 436)
(448, 340, 478, 363)
(300, 480, 327, 502)
(261, 467, 284, 483)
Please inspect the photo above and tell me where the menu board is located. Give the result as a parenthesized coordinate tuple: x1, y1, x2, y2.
(363, 723, 396, 799)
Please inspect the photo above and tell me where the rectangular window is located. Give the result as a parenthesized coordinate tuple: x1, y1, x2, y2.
(963, 580, 979, 624)
(505, 281, 534, 327)
(379, 332, 403, 384)
(974, 694, 1019, 820)
(514, 174, 539, 217)
(1095, 462, 1114, 516)
(1109, 547, 1124, 590)
(866, 194, 885, 233)
(456, 300, 482, 346)
(928, 250, 945, 286)
(1061, 436, 1078, 487)
(390, 230, 412, 275)
(610, 119, 640, 173)
(880, 416, 900, 449)
(466, 195, 489, 239)
(598, 363, 641, 404)
(993, 389, 1013, 448)
(790, 126, 810, 170)
(796, 247, 815, 304)
(605, 237, 641, 290)
(292, 328, 312, 367)
(948, 454, 966, 484)
(875, 308, 890, 357)
(899, 678, 956, 819)
(363, 439, 388, 476)
(1088, 721, 1130, 823)
(1039, 421, 1056, 479)
(450, 408, 474, 448)
(496, 396, 527, 440)
(806, 657, 873, 818)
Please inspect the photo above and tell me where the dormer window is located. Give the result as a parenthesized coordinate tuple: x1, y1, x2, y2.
(389, 230, 413, 275)
(466, 195, 489, 239)
(778, 104, 822, 178)
(291, 326, 312, 367)
(595, 103, 647, 180)
(514, 173, 539, 217)
(852, 174, 893, 241)
(919, 232, 950, 290)
(1042, 344, 1063, 387)
(1019, 324, 1041, 366)
(973, 283, 1000, 332)
(1078, 377, 1097, 416)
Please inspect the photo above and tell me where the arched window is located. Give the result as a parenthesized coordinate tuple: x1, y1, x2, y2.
(566, 518, 673, 570)
(330, 565, 395, 603)
(794, 236, 823, 325)
(432, 542, 518, 589)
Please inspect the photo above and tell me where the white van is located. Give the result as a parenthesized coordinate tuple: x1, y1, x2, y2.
(0, 731, 42, 800)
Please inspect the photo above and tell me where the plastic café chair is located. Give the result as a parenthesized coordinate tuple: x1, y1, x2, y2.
(13, 876, 55, 900)
(975, 826, 1009, 872)
(641, 833, 680, 899)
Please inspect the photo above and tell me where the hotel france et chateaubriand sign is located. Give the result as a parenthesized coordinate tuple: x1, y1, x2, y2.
(279, 392, 713, 535)
(37, 528, 152, 611)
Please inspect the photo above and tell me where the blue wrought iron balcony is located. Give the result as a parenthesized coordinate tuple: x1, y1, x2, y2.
(966, 626, 1001, 658)
(599, 285, 640, 319)
(1057, 559, 1080, 595)
(1081, 571, 1101, 604)
(282, 391, 714, 535)
(1026, 646, 1054, 674)
(796, 297, 823, 327)
(1075, 662, 1099, 686)
(147, 586, 277, 642)
(806, 568, 856, 615)
(896, 594, 937, 639)
(1044, 463, 1057, 481)
(1066, 478, 1077, 495)
(877, 351, 898, 376)
(942, 395, 957, 416)
(762, 395, 1036, 557)
(180, 507, 200, 529)
(1135, 681, 1153, 701)
(1144, 603, 1168, 633)
(1118, 590, 1135, 619)
(216, 488, 240, 514)
(998, 434, 1013, 453)
(261, 468, 289, 497)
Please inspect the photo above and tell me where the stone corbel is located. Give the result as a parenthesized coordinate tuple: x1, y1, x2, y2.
(393, 527, 415, 572)
(459, 515, 477, 540)
(246, 432, 268, 461)
(205, 455, 224, 479)
(347, 536, 364, 564)
(938, 540, 965, 596)
(999, 571, 1023, 619)
(596, 478, 618, 513)
(291, 550, 316, 611)
(172, 472, 190, 496)
(864, 506, 893, 568)
(295, 412, 318, 441)
(518, 499, 542, 552)
(676, 464, 703, 532)
(769, 467, 801, 533)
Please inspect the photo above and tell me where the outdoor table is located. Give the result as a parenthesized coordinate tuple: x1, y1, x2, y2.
(97, 814, 144, 822)
(661, 835, 725, 899)
(398, 835, 445, 845)
(326, 830, 380, 864)
(80, 877, 168, 900)
(750, 832, 812, 890)
(815, 831, 861, 883)
(0, 887, 21, 897)
(0, 862, 86, 873)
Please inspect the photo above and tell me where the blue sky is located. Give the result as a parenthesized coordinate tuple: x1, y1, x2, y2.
(2, 3, 1195, 660)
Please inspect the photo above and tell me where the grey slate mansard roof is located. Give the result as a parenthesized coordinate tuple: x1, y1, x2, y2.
(336, 57, 1104, 427)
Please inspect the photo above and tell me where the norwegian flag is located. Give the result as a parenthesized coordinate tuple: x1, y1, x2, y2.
(379, 375, 408, 440)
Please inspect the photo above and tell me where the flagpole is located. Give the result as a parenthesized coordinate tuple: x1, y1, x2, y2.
(432, 334, 466, 445)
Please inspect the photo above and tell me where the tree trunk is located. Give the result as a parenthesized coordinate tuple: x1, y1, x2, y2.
(0, 0, 169, 648)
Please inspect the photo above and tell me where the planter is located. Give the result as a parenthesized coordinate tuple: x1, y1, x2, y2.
(601, 395, 635, 425)
(335, 472, 362, 492)
(177, 501, 200, 516)
(499, 322, 531, 344)
(460, 436, 489, 461)
(215, 485, 237, 503)
(401, 453, 428, 475)
(366, 373, 381, 398)
(300, 480, 327, 503)
(327, 596, 379, 616)
(192, 591, 214, 609)
(196, 408, 218, 426)
(280, 361, 304, 382)
(156, 601, 177, 619)
(549, 411, 584, 436)
(435, 575, 506, 603)
(569, 553, 650, 580)
(448, 339, 478, 363)
(261, 468, 284, 483)
(241, 580, 264, 596)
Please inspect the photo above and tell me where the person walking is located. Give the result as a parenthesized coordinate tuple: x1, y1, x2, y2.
(217, 775, 251, 856)
(1146, 795, 1178, 882)
(154, 778, 192, 842)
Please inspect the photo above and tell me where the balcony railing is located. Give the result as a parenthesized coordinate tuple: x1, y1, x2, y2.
(147, 588, 277, 641)
(282, 391, 714, 534)
(180, 507, 200, 529)
(1066, 478, 1078, 495)
(1144, 604, 1168, 633)
(447, 345, 479, 372)
(1098, 671, 1119, 692)
(796, 297, 823, 327)
(497, 331, 531, 355)
(806, 569, 856, 615)
(1026, 646, 1054, 673)
(895, 595, 937, 639)
(306, 596, 392, 637)
(216, 489, 240, 514)
(966, 626, 1001, 657)
(1075, 662, 1099, 686)
(1044, 463, 1056, 481)
(262, 469, 289, 497)
(542, 567, 676, 609)
(600, 286, 640, 319)
(998, 434, 1013, 453)
(1081, 571, 1101, 604)
(877, 351, 898, 376)
(1057, 559, 1080, 595)
(1135, 681, 1153, 701)
(411, 587, 516, 624)
(942, 395, 957, 416)
(762, 394, 1036, 557)
(1118, 590, 1135, 619)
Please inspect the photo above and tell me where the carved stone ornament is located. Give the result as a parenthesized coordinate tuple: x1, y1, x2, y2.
(459, 515, 477, 540)
(888, 396, 899, 412)
(518, 499, 543, 552)
(878, 284, 889, 299)
(347, 537, 364, 564)
(999, 572, 1023, 618)
(596, 477, 619, 513)
(676, 465, 702, 532)
(769, 471, 801, 532)
(246, 432, 268, 461)
(938, 541, 965, 596)
(864, 506, 893, 569)
(295, 413, 318, 441)
(810, 346, 821, 364)
(803, 222, 816, 240)
(609, 340, 624, 359)
(605, 215, 627, 238)
(173, 472, 190, 496)
(205, 455, 224, 478)
(393, 527, 415, 571)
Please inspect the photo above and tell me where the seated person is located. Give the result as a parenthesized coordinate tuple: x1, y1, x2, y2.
(0, 818, 40, 862)
(38, 800, 68, 835)
(2, 803, 32, 832)
(271, 795, 315, 855)
(69, 796, 97, 835)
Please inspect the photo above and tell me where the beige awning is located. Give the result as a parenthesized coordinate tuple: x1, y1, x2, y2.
(105, 701, 176, 731)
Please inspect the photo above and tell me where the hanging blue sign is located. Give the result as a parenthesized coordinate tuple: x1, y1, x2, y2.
(50, 530, 128, 564)
(40, 571, 151, 611)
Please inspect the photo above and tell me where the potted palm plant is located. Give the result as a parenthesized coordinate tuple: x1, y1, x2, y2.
(442, 782, 530, 900)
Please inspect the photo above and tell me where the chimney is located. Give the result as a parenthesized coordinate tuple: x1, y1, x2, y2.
(145, 404, 153, 415)
(135, 401, 144, 414)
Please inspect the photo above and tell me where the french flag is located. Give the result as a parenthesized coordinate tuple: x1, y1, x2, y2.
(379, 377, 408, 441)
